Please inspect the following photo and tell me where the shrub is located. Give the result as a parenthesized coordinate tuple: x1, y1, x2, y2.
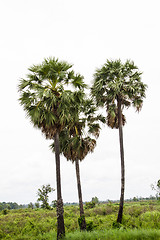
(112, 221, 122, 229)
(126, 206, 145, 217)
(86, 220, 94, 231)
(2, 209, 8, 215)
(140, 211, 160, 228)
(85, 202, 96, 209)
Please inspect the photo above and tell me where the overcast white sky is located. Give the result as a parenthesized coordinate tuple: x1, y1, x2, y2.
(0, 0, 160, 204)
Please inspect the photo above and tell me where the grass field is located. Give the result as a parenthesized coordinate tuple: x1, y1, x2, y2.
(0, 200, 160, 239)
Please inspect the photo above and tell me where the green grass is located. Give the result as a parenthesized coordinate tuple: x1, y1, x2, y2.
(0, 201, 160, 239)
(64, 229, 160, 240)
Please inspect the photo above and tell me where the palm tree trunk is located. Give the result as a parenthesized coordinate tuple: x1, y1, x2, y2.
(54, 131, 65, 239)
(117, 98, 125, 224)
(75, 159, 86, 230)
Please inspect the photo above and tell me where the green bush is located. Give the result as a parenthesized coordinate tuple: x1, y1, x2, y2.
(85, 201, 96, 209)
(112, 221, 122, 229)
(86, 220, 94, 231)
(140, 211, 160, 228)
(2, 209, 8, 215)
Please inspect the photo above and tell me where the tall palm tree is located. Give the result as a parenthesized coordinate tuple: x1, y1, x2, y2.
(18, 57, 86, 239)
(91, 59, 147, 223)
(61, 133, 96, 231)
(51, 99, 105, 230)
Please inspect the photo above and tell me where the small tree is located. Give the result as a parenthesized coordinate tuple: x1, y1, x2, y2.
(151, 180, 160, 199)
(28, 202, 34, 209)
(37, 184, 55, 209)
(133, 197, 138, 202)
(92, 196, 99, 205)
(35, 202, 40, 208)
(51, 200, 57, 208)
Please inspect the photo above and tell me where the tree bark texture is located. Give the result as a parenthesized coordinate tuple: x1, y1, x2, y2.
(117, 98, 125, 224)
(54, 132, 65, 239)
(75, 159, 86, 230)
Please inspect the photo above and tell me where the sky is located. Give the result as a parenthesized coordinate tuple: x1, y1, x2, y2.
(0, 0, 160, 204)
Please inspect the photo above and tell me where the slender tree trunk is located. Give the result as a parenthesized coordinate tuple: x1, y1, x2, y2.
(75, 159, 86, 230)
(117, 98, 125, 224)
(54, 131, 65, 239)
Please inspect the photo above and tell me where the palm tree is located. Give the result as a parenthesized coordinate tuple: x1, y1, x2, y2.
(18, 57, 86, 239)
(61, 133, 96, 231)
(51, 99, 105, 230)
(91, 59, 147, 223)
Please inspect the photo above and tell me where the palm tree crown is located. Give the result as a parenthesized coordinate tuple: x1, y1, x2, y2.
(91, 59, 147, 125)
(51, 97, 105, 161)
(18, 57, 86, 137)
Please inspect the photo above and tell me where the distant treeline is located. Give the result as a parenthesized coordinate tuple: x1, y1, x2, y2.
(0, 196, 157, 211)
(104, 196, 158, 203)
(0, 202, 27, 210)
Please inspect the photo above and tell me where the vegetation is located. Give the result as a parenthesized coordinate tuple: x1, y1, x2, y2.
(37, 184, 55, 209)
(91, 59, 147, 223)
(64, 229, 160, 240)
(0, 201, 160, 239)
(18, 57, 86, 239)
(151, 179, 160, 200)
(0, 202, 27, 210)
(17, 57, 149, 238)
(83, 197, 99, 210)
(50, 98, 105, 231)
